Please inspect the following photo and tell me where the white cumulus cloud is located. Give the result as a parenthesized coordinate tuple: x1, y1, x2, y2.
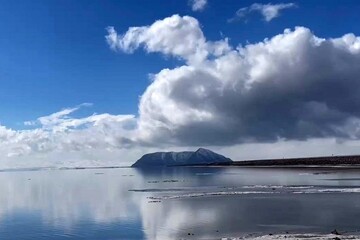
(106, 14, 230, 65)
(107, 16, 360, 148)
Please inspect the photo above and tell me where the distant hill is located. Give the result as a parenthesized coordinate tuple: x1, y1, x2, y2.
(131, 148, 232, 168)
(208, 155, 360, 167)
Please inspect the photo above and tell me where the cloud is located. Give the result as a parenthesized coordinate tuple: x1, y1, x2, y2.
(106, 15, 230, 65)
(35, 103, 93, 131)
(0, 104, 137, 164)
(189, 0, 207, 12)
(107, 16, 360, 148)
(229, 2, 297, 22)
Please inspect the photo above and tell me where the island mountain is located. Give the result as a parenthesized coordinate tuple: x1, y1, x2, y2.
(131, 148, 232, 168)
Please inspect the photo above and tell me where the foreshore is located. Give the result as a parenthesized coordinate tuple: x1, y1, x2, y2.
(226, 233, 360, 239)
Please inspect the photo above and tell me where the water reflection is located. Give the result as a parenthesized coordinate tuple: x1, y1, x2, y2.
(0, 169, 141, 227)
(0, 167, 360, 239)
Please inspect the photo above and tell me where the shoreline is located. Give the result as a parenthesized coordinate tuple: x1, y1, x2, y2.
(229, 233, 360, 239)
(188, 154, 360, 168)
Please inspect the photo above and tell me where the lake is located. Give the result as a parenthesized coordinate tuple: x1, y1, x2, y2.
(1, 166, 360, 239)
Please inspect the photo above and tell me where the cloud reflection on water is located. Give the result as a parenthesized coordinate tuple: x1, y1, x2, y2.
(1, 168, 360, 239)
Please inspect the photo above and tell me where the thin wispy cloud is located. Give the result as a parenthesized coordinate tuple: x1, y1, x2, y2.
(189, 0, 207, 12)
(229, 2, 297, 22)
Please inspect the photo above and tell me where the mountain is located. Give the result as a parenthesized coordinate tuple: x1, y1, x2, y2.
(131, 148, 232, 168)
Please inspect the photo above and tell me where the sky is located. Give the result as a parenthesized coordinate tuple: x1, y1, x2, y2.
(1, 0, 360, 168)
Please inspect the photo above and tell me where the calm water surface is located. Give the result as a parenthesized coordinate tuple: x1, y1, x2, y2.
(1, 167, 360, 239)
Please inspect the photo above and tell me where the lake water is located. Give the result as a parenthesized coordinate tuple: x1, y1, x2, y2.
(1, 166, 360, 239)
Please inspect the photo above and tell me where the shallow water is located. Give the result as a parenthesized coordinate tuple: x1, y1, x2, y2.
(0, 166, 360, 239)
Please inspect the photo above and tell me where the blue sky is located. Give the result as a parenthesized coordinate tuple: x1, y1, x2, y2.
(2, 0, 360, 167)
(1, 0, 360, 128)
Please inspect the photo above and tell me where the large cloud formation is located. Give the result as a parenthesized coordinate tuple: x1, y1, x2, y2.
(107, 14, 360, 146)
(1, 14, 360, 166)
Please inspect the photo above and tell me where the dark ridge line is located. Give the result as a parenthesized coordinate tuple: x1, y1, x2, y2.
(190, 155, 360, 167)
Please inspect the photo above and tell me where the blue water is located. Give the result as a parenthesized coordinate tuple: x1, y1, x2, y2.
(1, 167, 360, 239)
